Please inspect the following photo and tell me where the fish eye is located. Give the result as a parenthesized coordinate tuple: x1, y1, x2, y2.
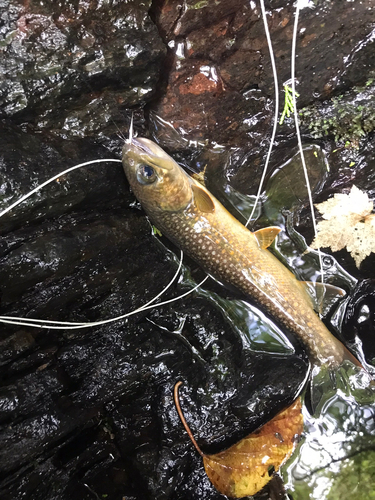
(136, 164, 157, 185)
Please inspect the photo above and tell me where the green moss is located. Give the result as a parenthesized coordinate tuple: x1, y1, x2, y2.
(327, 450, 375, 500)
(190, 0, 209, 9)
(152, 225, 163, 237)
(299, 82, 375, 146)
(279, 84, 300, 125)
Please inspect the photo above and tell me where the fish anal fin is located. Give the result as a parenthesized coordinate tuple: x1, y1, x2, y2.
(254, 226, 281, 249)
(192, 184, 215, 213)
(301, 281, 346, 316)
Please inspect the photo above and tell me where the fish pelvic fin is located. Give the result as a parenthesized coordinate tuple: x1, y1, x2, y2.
(253, 226, 281, 249)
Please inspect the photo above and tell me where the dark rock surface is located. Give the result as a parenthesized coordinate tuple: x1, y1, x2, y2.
(1, 0, 375, 499)
(0, 0, 166, 138)
(150, 0, 375, 196)
(0, 205, 308, 499)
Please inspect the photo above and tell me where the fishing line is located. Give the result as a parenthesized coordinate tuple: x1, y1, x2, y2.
(0, 154, 210, 329)
(2, 4, 324, 331)
(0, 159, 123, 219)
(0, 154, 200, 330)
(0, 106, 212, 330)
(128, 112, 134, 143)
(245, 0, 280, 228)
(0, 258, 210, 329)
(291, 2, 325, 284)
(0, 156, 181, 328)
(0, 250, 193, 329)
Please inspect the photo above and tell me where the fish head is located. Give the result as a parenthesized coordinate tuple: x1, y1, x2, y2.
(122, 137, 193, 213)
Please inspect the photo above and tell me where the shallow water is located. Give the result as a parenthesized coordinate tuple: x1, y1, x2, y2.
(286, 372, 375, 500)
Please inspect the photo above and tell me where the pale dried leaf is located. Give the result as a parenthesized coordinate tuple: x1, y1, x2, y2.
(311, 186, 375, 268)
(346, 215, 375, 268)
(315, 185, 373, 221)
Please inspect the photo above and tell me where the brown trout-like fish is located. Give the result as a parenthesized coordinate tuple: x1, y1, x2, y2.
(122, 137, 361, 368)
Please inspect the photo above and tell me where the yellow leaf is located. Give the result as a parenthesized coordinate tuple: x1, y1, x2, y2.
(174, 382, 303, 498)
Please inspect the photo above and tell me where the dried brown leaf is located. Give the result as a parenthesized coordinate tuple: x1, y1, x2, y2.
(311, 185, 375, 268)
(174, 382, 303, 498)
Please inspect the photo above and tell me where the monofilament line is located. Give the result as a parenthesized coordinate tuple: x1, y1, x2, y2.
(0, 252, 209, 329)
(128, 113, 134, 143)
(245, 0, 279, 228)
(291, 2, 324, 284)
(0, 157, 210, 330)
(0, 159, 123, 219)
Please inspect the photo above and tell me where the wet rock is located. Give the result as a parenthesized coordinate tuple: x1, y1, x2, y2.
(0, 122, 132, 232)
(0, 0, 166, 138)
(152, 0, 374, 132)
(0, 241, 308, 499)
(0, 191, 308, 499)
(153, 57, 273, 146)
(1, 0, 375, 498)
(150, 0, 375, 197)
(299, 82, 375, 147)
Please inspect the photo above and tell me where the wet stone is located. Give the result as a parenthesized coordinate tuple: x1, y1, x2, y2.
(0, 0, 166, 138)
(150, 0, 375, 196)
(0, 122, 132, 232)
(1, 0, 375, 498)
(0, 204, 308, 498)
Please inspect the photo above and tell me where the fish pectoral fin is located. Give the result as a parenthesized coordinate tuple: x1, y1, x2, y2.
(253, 226, 281, 249)
(191, 184, 215, 213)
(301, 281, 346, 316)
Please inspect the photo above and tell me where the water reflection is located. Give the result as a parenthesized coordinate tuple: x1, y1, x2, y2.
(286, 370, 375, 499)
(200, 293, 296, 356)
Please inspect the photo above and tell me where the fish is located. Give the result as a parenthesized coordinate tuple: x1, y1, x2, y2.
(122, 136, 361, 369)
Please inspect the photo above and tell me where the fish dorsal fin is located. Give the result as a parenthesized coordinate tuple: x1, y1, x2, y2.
(301, 281, 346, 316)
(191, 184, 215, 213)
(254, 226, 281, 249)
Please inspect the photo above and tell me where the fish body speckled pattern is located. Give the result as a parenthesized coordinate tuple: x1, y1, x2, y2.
(122, 137, 360, 368)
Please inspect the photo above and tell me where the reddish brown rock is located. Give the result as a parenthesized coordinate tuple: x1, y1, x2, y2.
(152, 0, 375, 150)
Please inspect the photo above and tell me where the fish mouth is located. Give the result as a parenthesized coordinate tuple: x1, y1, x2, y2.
(130, 137, 155, 156)
(124, 137, 175, 170)
(123, 136, 154, 155)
